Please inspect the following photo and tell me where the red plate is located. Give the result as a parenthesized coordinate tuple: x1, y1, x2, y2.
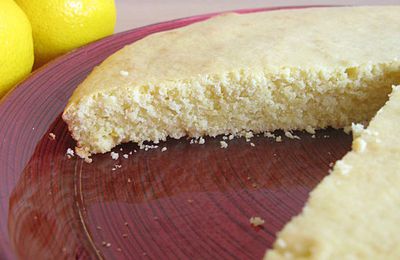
(0, 6, 349, 259)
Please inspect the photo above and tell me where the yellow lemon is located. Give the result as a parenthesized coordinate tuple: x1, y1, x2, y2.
(0, 0, 34, 98)
(15, 0, 116, 67)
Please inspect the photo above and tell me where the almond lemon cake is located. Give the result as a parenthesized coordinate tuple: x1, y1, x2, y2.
(63, 6, 400, 156)
(63, 6, 400, 259)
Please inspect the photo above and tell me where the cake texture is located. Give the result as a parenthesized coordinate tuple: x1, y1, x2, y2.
(265, 85, 400, 259)
(63, 6, 400, 155)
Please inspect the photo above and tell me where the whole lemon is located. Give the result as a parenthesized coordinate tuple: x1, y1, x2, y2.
(15, 0, 116, 67)
(0, 0, 34, 98)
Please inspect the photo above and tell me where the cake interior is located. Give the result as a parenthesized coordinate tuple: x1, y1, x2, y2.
(63, 61, 400, 154)
(266, 85, 400, 259)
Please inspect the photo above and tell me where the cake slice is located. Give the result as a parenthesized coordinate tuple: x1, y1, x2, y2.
(265, 85, 400, 259)
(62, 6, 400, 156)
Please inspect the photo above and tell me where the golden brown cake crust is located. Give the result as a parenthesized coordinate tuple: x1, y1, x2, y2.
(65, 6, 400, 108)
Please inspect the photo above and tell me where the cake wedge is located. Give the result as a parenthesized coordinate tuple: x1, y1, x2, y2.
(265, 85, 400, 259)
(62, 6, 400, 156)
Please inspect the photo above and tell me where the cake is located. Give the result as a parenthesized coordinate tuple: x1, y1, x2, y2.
(265, 85, 400, 259)
(62, 6, 400, 156)
(62, 5, 400, 258)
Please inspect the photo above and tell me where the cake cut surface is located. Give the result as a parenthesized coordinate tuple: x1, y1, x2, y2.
(62, 5, 400, 258)
(62, 6, 400, 155)
(265, 86, 400, 259)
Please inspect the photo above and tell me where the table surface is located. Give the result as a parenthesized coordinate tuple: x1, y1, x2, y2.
(114, 0, 398, 33)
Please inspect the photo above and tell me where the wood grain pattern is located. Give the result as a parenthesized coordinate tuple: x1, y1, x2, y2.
(0, 7, 351, 259)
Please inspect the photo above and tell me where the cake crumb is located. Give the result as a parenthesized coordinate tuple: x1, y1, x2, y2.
(245, 131, 254, 139)
(49, 133, 56, 140)
(116, 248, 122, 252)
(102, 241, 107, 246)
(96, 226, 102, 230)
(122, 233, 128, 238)
(228, 134, 235, 140)
(66, 148, 75, 158)
(305, 126, 316, 134)
(250, 142, 255, 147)
(264, 132, 275, 138)
(139, 144, 159, 150)
(222, 135, 228, 140)
(111, 151, 119, 160)
(220, 141, 228, 148)
(123, 154, 129, 159)
(311, 134, 316, 138)
(127, 178, 132, 183)
(250, 216, 265, 227)
(161, 147, 167, 152)
(120, 70, 129, 76)
(112, 164, 122, 171)
(275, 136, 282, 142)
(198, 137, 205, 144)
(129, 151, 133, 155)
(285, 131, 300, 140)
(187, 199, 194, 203)
(106, 243, 111, 248)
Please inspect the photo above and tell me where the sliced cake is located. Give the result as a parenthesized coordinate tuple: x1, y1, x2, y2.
(265, 86, 400, 259)
(62, 6, 400, 156)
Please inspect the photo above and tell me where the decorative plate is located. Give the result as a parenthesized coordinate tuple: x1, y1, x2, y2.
(0, 6, 349, 259)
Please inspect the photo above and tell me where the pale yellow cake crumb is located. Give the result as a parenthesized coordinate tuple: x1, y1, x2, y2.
(198, 137, 206, 144)
(250, 216, 265, 227)
(110, 151, 119, 160)
(305, 126, 316, 135)
(66, 148, 74, 158)
(285, 131, 301, 140)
